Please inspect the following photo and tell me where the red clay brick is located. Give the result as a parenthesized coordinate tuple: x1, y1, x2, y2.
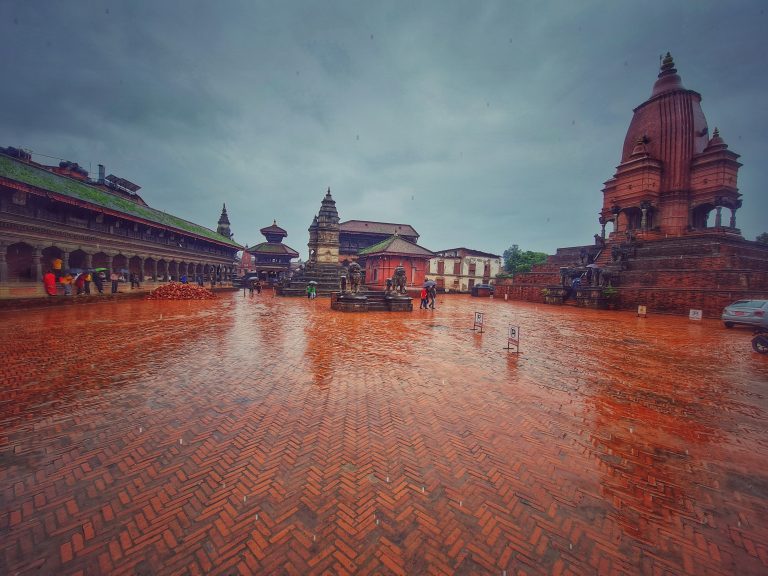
(1, 294, 767, 576)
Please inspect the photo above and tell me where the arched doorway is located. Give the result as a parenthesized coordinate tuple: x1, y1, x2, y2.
(113, 254, 128, 279)
(92, 252, 109, 270)
(691, 203, 715, 230)
(6, 242, 34, 281)
(69, 249, 88, 271)
(143, 257, 155, 280)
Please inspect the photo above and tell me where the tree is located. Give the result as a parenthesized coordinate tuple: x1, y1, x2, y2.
(757, 232, 768, 245)
(502, 244, 548, 274)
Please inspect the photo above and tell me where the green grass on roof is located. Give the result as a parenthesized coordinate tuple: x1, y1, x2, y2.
(0, 155, 241, 248)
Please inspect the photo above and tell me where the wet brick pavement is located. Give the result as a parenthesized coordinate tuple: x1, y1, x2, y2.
(1, 293, 767, 575)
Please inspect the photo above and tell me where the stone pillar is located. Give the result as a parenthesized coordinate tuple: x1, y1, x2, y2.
(729, 208, 737, 229)
(163, 261, 169, 280)
(640, 207, 648, 230)
(0, 242, 8, 282)
(62, 250, 70, 271)
(32, 246, 43, 282)
(714, 205, 722, 228)
(137, 257, 145, 280)
(600, 221, 606, 240)
(153, 260, 158, 280)
(84, 252, 92, 269)
(106, 254, 114, 273)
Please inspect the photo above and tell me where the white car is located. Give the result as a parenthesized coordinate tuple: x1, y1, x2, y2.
(722, 299, 768, 329)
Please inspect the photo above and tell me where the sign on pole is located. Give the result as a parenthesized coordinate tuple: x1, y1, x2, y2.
(689, 309, 703, 321)
(472, 311, 484, 333)
(637, 305, 647, 318)
(506, 325, 520, 353)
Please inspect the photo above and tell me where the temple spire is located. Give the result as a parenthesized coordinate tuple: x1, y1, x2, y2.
(217, 203, 232, 238)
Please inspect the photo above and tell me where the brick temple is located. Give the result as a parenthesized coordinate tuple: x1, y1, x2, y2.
(499, 54, 768, 316)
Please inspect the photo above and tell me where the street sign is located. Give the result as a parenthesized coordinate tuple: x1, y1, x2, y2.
(689, 309, 703, 321)
(506, 325, 520, 353)
(473, 312, 484, 333)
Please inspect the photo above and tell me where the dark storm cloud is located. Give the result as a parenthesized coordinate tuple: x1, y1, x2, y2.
(1, 1, 766, 256)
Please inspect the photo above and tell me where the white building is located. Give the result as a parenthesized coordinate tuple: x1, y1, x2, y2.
(428, 248, 502, 292)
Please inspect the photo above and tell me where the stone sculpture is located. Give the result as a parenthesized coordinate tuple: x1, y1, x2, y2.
(392, 266, 407, 294)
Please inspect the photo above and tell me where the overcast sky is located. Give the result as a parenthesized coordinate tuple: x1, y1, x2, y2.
(2, 1, 766, 258)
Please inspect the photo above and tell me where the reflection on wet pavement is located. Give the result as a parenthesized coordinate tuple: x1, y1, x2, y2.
(1, 293, 767, 575)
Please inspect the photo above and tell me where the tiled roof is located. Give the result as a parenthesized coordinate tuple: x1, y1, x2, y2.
(0, 154, 241, 248)
(340, 220, 418, 238)
(248, 242, 299, 257)
(358, 235, 434, 258)
(260, 221, 288, 236)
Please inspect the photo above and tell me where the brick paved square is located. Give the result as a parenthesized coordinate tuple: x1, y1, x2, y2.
(1, 293, 767, 575)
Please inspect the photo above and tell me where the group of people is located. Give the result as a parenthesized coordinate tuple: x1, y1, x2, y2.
(43, 269, 120, 296)
(420, 281, 437, 309)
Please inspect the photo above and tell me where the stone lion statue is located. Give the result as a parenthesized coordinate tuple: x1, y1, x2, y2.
(348, 262, 362, 294)
(392, 265, 407, 294)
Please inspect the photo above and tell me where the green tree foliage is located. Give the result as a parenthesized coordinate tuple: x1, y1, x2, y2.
(756, 232, 768, 245)
(502, 244, 548, 274)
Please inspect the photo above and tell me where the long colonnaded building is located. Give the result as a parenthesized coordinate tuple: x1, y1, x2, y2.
(498, 54, 768, 316)
(0, 147, 241, 295)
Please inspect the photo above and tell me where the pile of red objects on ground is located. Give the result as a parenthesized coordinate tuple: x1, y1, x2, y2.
(146, 283, 216, 300)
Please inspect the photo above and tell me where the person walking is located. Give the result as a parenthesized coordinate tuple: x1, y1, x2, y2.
(255, 279, 262, 294)
(43, 270, 57, 296)
(84, 272, 92, 295)
(94, 271, 105, 294)
(249, 280, 255, 297)
(74, 273, 86, 295)
(428, 285, 437, 309)
(110, 271, 119, 294)
(307, 284, 312, 299)
(419, 287, 428, 309)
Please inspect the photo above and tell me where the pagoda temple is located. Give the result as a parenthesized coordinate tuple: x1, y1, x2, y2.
(246, 220, 299, 284)
(499, 54, 768, 316)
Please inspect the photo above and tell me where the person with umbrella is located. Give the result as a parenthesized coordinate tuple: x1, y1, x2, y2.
(92, 268, 106, 294)
(74, 272, 86, 295)
(424, 279, 437, 309)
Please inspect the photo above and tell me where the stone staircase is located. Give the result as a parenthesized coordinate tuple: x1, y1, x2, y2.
(276, 264, 342, 297)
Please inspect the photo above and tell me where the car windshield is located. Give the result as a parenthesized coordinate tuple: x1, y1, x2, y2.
(730, 300, 766, 308)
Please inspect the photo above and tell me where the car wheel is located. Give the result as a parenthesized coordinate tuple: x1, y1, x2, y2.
(752, 335, 768, 354)
(724, 322, 734, 328)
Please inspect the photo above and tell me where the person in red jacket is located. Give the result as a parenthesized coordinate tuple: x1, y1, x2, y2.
(43, 270, 57, 296)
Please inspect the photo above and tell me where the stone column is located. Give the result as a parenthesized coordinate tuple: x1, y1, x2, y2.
(640, 207, 648, 230)
(137, 257, 145, 280)
(153, 260, 158, 280)
(106, 254, 114, 273)
(32, 246, 43, 282)
(62, 250, 70, 271)
(600, 221, 606, 240)
(714, 205, 723, 228)
(163, 260, 169, 280)
(0, 242, 8, 282)
(729, 208, 737, 229)
(84, 252, 92, 269)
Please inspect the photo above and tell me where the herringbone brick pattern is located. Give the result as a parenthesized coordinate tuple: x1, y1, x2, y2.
(1, 294, 767, 575)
